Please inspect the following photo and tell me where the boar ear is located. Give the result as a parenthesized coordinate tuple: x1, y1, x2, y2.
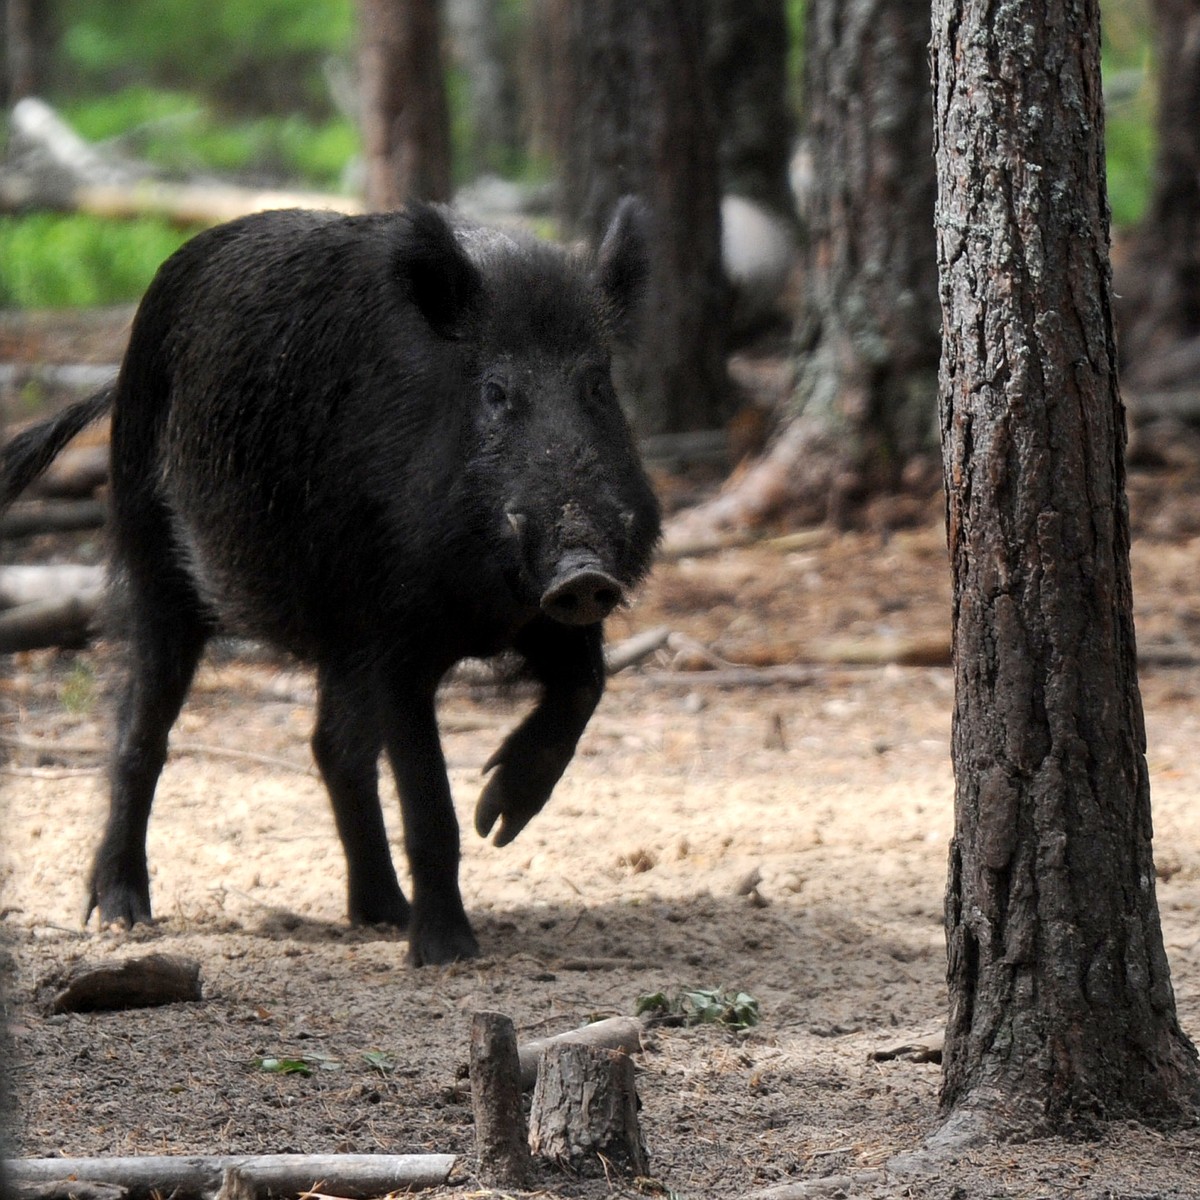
(597, 196, 651, 342)
(394, 204, 483, 338)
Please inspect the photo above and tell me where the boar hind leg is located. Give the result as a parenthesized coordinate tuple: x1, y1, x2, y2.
(312, 661, 410, 928)
(378, 677, 479, 966)
(88, 596, 209, 927)
(475, 620, 605, 847)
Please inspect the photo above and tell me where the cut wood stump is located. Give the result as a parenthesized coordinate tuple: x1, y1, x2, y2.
(468, 1011, 532, 1186)
(528, 1043, 648, 1178)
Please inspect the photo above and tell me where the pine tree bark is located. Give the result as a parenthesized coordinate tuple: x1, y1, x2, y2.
(558, 0, 730, 437)
(1120, 0, 1200, 373)
(932, 0, 1200, 1132)
(664, 0, 937, 546)
(358, 0, 453, 209)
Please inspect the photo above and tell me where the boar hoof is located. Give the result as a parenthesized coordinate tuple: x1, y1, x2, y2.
(87, 880, 154, 930)
(408, 915, 480, 967)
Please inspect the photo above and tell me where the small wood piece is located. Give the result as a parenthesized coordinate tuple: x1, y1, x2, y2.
(528, 1043, 648, 1177)
(47, 953, 203, 1014)
(468, 1011, 532, 1187)
(516, 1015, 647, 1091)
(5, 1155, 456, 1200)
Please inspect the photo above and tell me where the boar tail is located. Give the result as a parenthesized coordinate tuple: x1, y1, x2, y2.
(1, 383, 114, 511)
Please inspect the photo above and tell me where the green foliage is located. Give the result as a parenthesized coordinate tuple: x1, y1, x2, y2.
(254, 1052, 341, 1076)
(60, 661, 96, 715)
(1100, 0, 1156, 229)
(57, 0, 353, 112)
(636, 987, 761, 1031)
(0, 214, 194, 309)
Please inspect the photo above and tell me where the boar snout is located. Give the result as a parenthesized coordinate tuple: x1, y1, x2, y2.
(540, 563, 624, 625)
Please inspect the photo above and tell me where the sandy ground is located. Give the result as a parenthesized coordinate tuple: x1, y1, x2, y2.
(3, 510, 1200, 1199)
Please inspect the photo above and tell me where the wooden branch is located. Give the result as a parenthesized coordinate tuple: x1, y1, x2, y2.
(5, 1155, 456, 1200)
(0, 564, 104, 608)
(1, 499, 106, 537)
(604, 626, 670, 674)
(469, 1012, 532, 1186)
(633, 666, 819, 689)
(0, 593, 100, 652)
(516, 1015, 647, 1092)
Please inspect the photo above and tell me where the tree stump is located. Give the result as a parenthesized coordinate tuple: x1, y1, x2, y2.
(468, 1011, 532, 1187)
(528, 1043, 648, 1177)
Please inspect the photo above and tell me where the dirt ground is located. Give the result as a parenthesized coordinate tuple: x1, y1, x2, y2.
(2, 489, 1200, 1199)
(2, 306, 1200, 1198)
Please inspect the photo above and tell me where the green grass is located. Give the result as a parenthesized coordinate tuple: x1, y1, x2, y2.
(0, 213, 195, 308)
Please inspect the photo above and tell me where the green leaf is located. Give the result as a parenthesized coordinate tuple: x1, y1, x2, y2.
(362, 1050, 396, 1074)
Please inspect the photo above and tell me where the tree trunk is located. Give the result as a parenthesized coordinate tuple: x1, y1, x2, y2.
(664, 0, 937, 545)
(444, 0, 521, 178)
(705, 0, 795, 220)
(3, 0, 55, 104)
(358, 0, 453, 209)
(558, 0, 730, 437)
(1119, 0, 1200, 372)
(932, 0, 1200, 1135)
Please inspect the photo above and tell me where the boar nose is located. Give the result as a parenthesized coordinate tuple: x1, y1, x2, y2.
(540, 566, 624, 625)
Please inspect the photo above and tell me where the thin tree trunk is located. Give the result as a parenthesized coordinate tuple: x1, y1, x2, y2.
(932, 0, 1200, 1134)
(358, 0, 453, 209)
(665, 0, 937, 546)
(1120, 0, 1200, 372)
(558, 0, 730, 437)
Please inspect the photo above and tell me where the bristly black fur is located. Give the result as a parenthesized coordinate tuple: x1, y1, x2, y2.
(1, 385, 114, 511)
(5, 201, 660, 970)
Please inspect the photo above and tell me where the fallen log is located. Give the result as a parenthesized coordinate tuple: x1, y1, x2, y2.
(0, 592, 101, 652)
(0, 564, 105, 608)
(27, 442, 110, 499)
(1, 498, 106, 537)
(5, 1154, 457, 1200)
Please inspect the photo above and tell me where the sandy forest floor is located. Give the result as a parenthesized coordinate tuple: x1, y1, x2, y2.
(3, 318, 1200, 1198)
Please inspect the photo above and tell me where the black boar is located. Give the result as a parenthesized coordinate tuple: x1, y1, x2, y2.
(1, 201, 661, 965)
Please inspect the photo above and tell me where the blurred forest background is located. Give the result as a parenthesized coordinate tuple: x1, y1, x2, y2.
(0, 0, 1153, 309)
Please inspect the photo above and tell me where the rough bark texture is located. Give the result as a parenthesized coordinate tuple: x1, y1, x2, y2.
(558, 0, 730, 436)
(468, 1011, 531, 1187)
(1121, 0, 1200, 370)
(792, 0, 940, 480)
(358, 0, 452, 209)
(528, 1044, 647, 1177)
(933, 0, 1200, 1129)
(663, 0, 937, 544)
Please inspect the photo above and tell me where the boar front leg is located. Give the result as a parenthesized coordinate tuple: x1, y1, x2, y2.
(475, 619, 605, 847)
